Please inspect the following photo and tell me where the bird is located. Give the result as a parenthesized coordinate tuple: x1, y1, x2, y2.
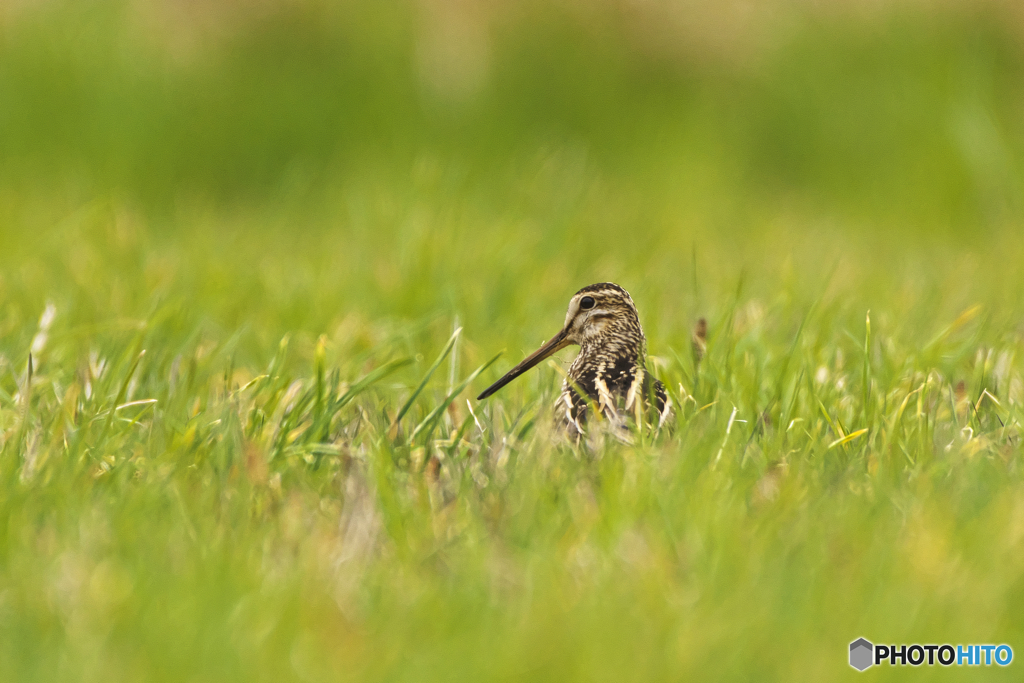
(477, 282, 670, 437)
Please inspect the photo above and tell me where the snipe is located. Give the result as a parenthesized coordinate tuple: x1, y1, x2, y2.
(477, 283, 670, 436)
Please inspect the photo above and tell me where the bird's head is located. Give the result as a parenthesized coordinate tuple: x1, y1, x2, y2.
(560, 283, 640, 347)
(477, 282, 643, 400)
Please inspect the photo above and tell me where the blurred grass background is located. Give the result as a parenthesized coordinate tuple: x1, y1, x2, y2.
(2, 0, 1024, 681)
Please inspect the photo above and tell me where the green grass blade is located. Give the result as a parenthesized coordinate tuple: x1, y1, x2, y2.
(393, 327, 462, 427)
(410, 351, 503, 443)
(336, 357, 414, 409)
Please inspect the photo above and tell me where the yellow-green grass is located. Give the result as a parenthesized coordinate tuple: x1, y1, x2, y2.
(2, 2, 1024, 681)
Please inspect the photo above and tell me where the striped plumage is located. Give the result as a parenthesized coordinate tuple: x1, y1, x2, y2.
(477, 282, 670, 437)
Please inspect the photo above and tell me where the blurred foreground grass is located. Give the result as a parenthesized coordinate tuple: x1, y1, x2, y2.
(2, 1, 1024, 681)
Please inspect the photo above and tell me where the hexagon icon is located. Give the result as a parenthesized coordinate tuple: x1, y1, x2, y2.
(849, 638, 874, 671)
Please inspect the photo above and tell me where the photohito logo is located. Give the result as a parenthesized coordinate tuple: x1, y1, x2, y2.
(849, 638, 1013, 671)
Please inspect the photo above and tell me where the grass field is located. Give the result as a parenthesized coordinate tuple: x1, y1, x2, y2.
(2, 1, 1024, 681)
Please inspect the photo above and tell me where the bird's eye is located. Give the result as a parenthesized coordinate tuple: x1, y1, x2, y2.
(580, 296, 596, 310)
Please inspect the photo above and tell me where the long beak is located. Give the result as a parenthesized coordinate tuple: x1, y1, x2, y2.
(477, 328, 572, 400)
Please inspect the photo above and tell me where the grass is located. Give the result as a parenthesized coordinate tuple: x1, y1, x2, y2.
(2, 1, 1024, 681)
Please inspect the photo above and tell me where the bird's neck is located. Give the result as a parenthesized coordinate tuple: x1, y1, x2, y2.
(576, 330, 646, 367)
